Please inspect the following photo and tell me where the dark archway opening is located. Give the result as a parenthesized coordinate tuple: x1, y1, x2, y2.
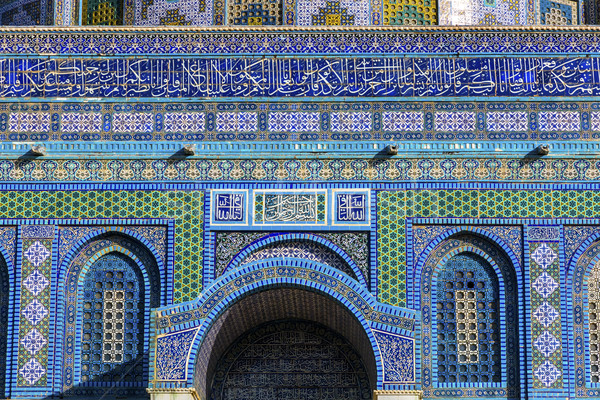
(196, 288, 377, 400)
(211, 319, 371, 400)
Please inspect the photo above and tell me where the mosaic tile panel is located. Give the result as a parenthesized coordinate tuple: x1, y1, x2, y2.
(539, 0, 577, 24)
(0, 0, 48, 25)
(136, 0, 212, 26)
(529, 239, 563, 388)
(4, 102, 599, 142)
(3, 57, 600, 99)
(227, 0, 282, 25)
(82, 0, 122, 25)
(296, 0, 369, 25)
(0, 157, 597, 182)
(378, 190, 600, 306)
(382, 0, 437, 25)
(18, 230, 53, 387)
(0, 191, 202, 303)
(215, 231, 370, 283)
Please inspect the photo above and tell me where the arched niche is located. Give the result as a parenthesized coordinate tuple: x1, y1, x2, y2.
(418, 234, 521, 399)
(58, 234, 162, 399)
(194, 288, 378, 400)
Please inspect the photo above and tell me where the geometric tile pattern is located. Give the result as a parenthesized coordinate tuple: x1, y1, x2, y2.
(61, 113, 103, 133)
(80, 254, 145, 390)
(532, 272, 559, 298)
(330, 112, 371, 132)
(136, 0, 211, 26)
(534, 330, 560, 358)
(19, 358, 45, 386)
(297, 0, 368, 24)
(529, 239, 562, 388)
(486, 112, 528, 132)
(538, 111, 580, 131)
(1, 158, 600, 182)
(0, 0, 48, 25)
(382, 0, 436, 24)
(8, 113, 50, 133)
(24, 241, 50, 267)
(21, 329, 47, 356)
(435, 253, 501, 384)
(435, 112, 476, 132)
(0, 191, 202, 303)
(587, 260, 600, 382)
(7, 30, 600, 55)
(4, 102, 600, 142)
(311, 1, 355, 25)
(22, 270, 49, 297)
(268, 112, 320, 132)
(18, 235, 53, 387)
(227, 0, 281, 25)
(377, 190, 600, 306)
(215, 112, 258, 133)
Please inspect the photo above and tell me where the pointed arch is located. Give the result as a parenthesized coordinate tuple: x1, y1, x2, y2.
(183, 258, 385, 392)
(566, 236, 600, 394)
(410, 226, 523, 309)
(54, 232, 164, 398)
(415, 232, 522, 398)
(223, 232, 369, 287)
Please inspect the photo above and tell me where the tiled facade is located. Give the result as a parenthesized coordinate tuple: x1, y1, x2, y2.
(3, 20, 600, 400)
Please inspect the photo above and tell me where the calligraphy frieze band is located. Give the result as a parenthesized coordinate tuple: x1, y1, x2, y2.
(254, 191, 327, 225)
(1, 57, 598, 99)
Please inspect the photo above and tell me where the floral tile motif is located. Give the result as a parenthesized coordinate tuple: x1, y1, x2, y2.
(532, 272, 558, 298)
(24, 241, 49, 268)
(23, 270, 49, 297)
(21, 329, 47, 356)
(21, 299, 48, 326)
(19, 358, 45, 385)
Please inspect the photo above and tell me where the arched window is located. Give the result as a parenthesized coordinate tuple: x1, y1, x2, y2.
(435, 253, 501, 384)
(587, 261, 600, 381)
(227, 0, 283, 25)
(82, 0, 123, 25)
(79, 253, 146, 390)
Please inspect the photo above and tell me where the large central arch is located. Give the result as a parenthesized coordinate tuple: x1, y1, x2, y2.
(197, 288, 376, 400)
(191, 259, 382, 399)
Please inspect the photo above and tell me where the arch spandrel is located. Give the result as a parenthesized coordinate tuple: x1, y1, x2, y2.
(151, 258, 419, 399)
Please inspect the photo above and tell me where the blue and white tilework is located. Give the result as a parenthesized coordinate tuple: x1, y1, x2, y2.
(529, 236, 563, 389)
(538, 111, 580, 131)
(330, 112, 372, 132)
(486, 112, 528, 132)
(434, 112, 476, 132)
(18, 229, 54, 388)
(296, 0, 370, 25)
(372, 329, 415, 383)
(333, 190, 370, 225)
(212, 190, 247, 225)
(268, 112, 320, 132)
(164, 112, 206, 133)
(61, 113, 103, 133)
(381, 112, 424, 132)
(9, 113, 50, 133)
(215, 112, 257, 133)
(113, 113, 154, 133)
